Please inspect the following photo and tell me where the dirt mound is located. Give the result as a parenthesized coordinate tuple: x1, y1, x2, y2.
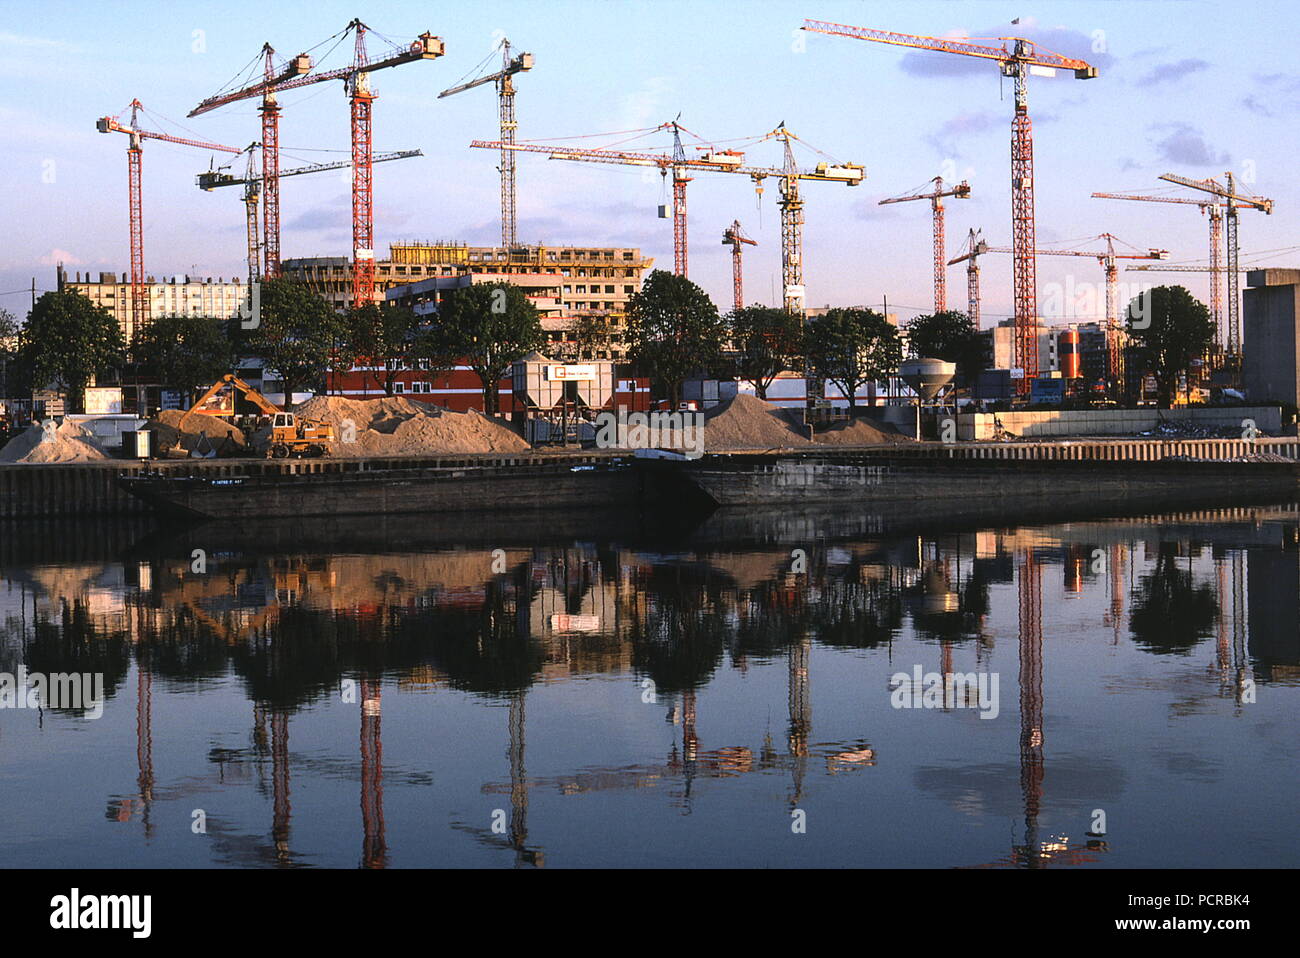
(0, 420, 111, 463)
(294, 395, 530, 457)
(702, 394, 811, 450)
(815, 416, 912, 445)
(146, 410, 247, 456)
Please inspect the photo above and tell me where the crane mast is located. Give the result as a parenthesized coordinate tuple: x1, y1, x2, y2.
(471, 124, 863, 292)
(879, 176, 971, 312)
(200, 149, 423, 289)
(803, 19, 1097, 393)
(96, 100, 243, 337)
(190, 21, 445, 307)
(439, 41, 535, 247)
(949, 235, 1166, 392)
(1157, 172, 1272, 364)
(722, 220, 757, 311)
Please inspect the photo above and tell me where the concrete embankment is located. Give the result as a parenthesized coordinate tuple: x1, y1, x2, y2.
(1, 438, 1297, 519)
(0, 451, 628, 519)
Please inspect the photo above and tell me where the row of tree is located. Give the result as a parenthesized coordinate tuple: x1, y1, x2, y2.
(1, 269, 1219, 414)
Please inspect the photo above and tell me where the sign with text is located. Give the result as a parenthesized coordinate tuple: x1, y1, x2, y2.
(546, 364, 598, 382)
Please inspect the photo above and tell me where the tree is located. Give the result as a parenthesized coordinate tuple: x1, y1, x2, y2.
(904, 309, 985, 384)
(556, 311, 614, 362)
(0, 308, 17, 356)
(429, 282, 543, 415)
(237, 278, 344, 401)
(342, 302, 437, 396)
(0, 308, 17, 399)
(130, 313, 235, 400)
(805, 308, 902, 408)
(1124, 285, 1214, 408)
(626, 270, 726, 406)
(16, 291, 125, 413)
(729, 305, 804, 400)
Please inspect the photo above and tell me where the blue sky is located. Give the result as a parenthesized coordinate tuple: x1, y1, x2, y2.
(2, 0, 1297, 325)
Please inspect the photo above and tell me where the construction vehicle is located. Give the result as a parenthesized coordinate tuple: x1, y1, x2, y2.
(181, 375, 336, 459)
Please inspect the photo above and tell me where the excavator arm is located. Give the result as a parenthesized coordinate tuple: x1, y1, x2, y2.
(179, 374, 282, 429)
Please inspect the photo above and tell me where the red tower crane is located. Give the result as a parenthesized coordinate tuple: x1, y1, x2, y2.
(803, 20, 1097, 392)
(722, 220, 757, 311)
(96, 100, 243, 338)
(189, 46, 311, 279)
(189, 21, 445, 306)
(878, 177, 971, 312)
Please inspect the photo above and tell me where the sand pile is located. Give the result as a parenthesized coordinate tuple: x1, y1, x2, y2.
(146, 410, 247, 456)
(814, 416, 911, 445)
(293, 395, 530, 457)
(0, 420, 111, 463)
(702, 394, 811, 450)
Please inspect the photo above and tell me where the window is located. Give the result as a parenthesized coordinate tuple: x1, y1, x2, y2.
(605, 285, 614, 294)
(392, 382, 406, 394)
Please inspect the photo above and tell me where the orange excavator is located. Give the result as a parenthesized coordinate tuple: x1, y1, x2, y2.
(181, 374, 336, 459)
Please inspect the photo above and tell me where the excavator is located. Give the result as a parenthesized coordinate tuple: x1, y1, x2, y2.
(180, 374, 336, 459)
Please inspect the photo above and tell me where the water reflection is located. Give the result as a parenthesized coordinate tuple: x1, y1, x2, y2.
(2, 502, 1298, 868)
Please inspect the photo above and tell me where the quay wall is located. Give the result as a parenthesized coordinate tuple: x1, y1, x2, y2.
(1, 439, 1297, 519)
(957, 406, 1284, 440)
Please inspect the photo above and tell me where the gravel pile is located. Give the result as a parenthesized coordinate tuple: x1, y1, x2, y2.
(0, 420, 111, 463)
(293, 396, 530, 457)
(814, 417, 911, 445)
(701, 394, 812, 450)
(146, 410, 247, 456)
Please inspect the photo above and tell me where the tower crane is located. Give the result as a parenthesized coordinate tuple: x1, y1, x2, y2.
(949, 235, 1167, 388)
(438, 38, 534, 248)
(878, 177, 971, 312)
(96, 100, 244, 339)
(190, 20, 446, 306)
(1157, 172, 1272, 362)
(803, 19, 1097, 392)
(197, 148, 424, 287)
(1091, 191, 1240, 353)
(188, 45, 311, 279)
(955, 229, 989, 327)
(722, 220, 757, 311)
(471, 121, 863, 305)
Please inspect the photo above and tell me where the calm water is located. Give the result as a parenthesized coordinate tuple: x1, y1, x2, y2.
(1, 502, 1297, 869)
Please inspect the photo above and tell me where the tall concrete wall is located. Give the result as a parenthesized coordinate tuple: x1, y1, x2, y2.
(956, 406, 1282, 440)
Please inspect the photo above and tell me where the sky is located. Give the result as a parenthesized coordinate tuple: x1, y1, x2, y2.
(2, 0, 1298, 327)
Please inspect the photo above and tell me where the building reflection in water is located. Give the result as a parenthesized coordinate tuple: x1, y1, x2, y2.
(2, 503, 1297, 867)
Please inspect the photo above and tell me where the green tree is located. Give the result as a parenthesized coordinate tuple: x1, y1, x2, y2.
(0, 308, 18, 399)
(729, 305, 804, 400)
(904, 309, 985, 384)
(1124, 285, 1214, 408)
(428, 282, 543, 415)
(342, 302, 438, 395)
(130, 313, 235, 400)
(805, 308, 902, 409)
(16, 290, 125, 413)
(557, 311, 615, 362)
(237, 278, 344, 401)
(626, 270, 726, 406)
